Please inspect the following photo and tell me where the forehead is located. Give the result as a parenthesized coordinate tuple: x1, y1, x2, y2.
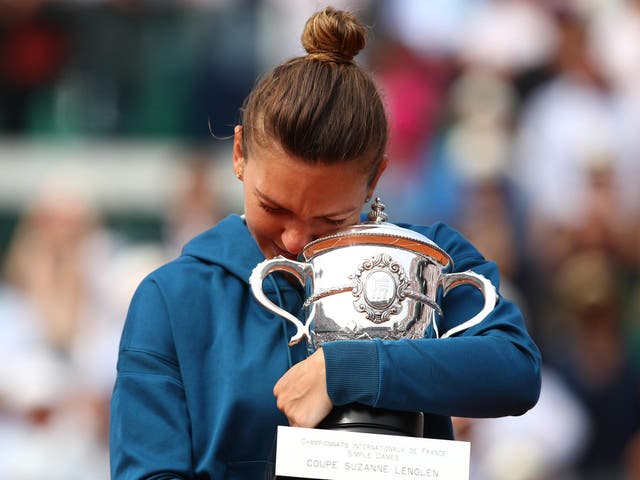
(246, 143, 370, 214)
(246, 138, 372, 178)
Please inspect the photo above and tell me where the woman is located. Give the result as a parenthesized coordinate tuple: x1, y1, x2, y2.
(110, 7, 541, 479)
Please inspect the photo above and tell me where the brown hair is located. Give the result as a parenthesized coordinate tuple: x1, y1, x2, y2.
(240, 7, 388, 177)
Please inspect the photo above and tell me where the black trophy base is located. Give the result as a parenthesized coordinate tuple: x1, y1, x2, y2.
(317, 403, 424, 437)
(270, 404, 424, 480)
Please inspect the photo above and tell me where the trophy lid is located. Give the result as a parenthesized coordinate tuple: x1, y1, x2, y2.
(301, 197, 452, 266)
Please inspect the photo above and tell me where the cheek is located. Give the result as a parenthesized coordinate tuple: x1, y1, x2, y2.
(245, 204, 281, 241)
(251, 216, 279, 239)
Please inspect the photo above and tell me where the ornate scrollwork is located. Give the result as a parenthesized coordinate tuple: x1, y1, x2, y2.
(350, 253, 410, 324)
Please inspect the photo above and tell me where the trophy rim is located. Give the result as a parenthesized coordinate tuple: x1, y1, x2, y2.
(301, 229, 452, 267)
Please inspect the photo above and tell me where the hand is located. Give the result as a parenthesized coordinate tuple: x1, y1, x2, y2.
(273, 348, 333, 428)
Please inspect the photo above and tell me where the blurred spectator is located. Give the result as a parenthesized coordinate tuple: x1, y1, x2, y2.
(380, 66, 519, 227)
(164, 146, 222, 255)
(440, 70, 524, 292)
(0, 0, 69, 133)
(456, 0, 558, 76)
(373, 40, 452, 172)
(0, 180, 168, 478)
(456, 178, 530, 322)
(0, 192, 104, 477)
(0, 285, 109, 479)
(370, 40, 456, 224)
(587, 0, 640, 260)
(1, 185, 114, 478)
(441, 69, 517, 185)
(512, 7, 640, 260)
(4, 186, 110, 355)
(588, 0, 640, 96)
(377, 0, 476, 58)
(549, 249, 640, 478)
(509, 7, 640, 355)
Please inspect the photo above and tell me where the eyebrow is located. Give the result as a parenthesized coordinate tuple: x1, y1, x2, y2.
(255, 187, 358, 219)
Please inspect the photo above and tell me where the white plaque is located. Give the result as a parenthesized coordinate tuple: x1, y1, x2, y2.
(275, 425, 470, 480)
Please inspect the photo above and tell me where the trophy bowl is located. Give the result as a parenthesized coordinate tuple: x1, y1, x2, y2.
(250, 198, 497, 439)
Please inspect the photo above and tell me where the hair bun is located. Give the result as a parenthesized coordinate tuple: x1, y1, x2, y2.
(301, 7, 366, 63)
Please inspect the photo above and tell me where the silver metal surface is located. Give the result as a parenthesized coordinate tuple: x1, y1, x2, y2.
(249, 198, 497, 351)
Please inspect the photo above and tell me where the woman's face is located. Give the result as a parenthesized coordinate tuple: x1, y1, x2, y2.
(233, 127, 386, 259)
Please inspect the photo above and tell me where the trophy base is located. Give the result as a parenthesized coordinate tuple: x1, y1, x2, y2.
(272, 404, 424, 479)
(317, 403, 424, 437)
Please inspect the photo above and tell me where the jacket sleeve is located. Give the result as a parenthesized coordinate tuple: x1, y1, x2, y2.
(110, 276, 194, 480)
(322, 222, 541, 419)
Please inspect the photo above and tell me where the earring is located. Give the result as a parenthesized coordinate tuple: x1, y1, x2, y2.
(235, 169, 243, 180)
(365, 196, 372, 203)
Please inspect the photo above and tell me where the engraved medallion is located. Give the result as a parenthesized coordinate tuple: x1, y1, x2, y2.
(351, 253, 410, 323)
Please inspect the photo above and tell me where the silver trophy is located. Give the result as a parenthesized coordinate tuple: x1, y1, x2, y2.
(250, 198, 497, 438)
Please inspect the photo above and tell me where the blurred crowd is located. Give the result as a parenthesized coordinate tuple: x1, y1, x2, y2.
(1, 0, 639, 479)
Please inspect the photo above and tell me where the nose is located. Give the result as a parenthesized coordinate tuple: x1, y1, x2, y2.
(281, 222, 313, 256)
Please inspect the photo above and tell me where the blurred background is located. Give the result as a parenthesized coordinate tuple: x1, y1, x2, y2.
(0, 0, 639, 478)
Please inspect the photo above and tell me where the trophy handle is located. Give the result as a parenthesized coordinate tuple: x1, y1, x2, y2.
(437, 270, 498, 339)
(249, 256, 313, 346)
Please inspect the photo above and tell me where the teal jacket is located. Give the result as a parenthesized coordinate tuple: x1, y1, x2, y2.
(110, 214, 541, 479)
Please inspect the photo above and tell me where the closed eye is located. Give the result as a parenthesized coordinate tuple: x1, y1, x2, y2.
(259, 202, 284, 214)
(259, 197, 350, 226)
(325, 217, 347, 226)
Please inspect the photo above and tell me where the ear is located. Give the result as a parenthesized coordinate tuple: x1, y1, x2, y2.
(233, 125, 245, 174)
(366, 156, 389, 199)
